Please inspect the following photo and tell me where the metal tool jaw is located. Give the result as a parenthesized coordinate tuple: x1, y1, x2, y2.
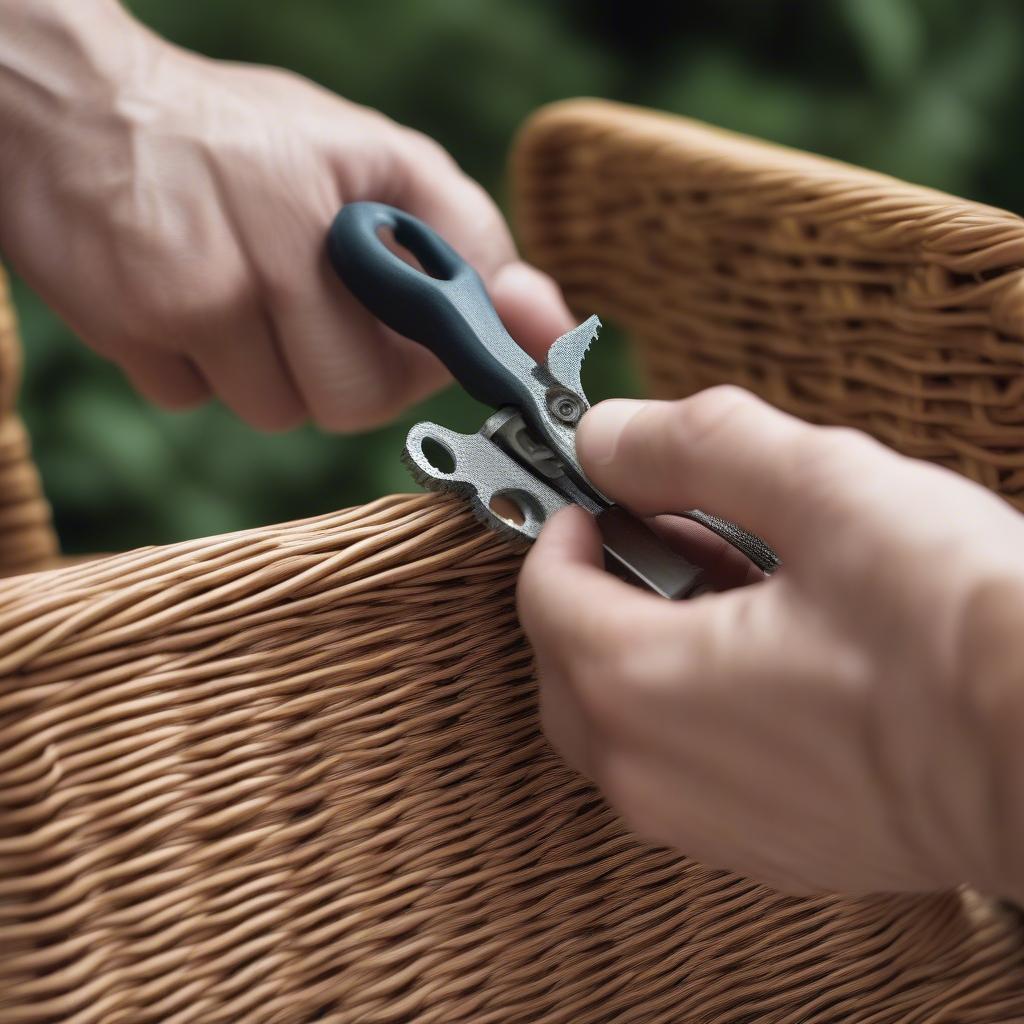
(328, 202, 779, 600)
(402, 314, 780, 598)
(402, 316, 603, 544)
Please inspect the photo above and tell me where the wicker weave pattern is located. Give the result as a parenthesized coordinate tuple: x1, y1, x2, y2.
(0, 267, 58, 574)
(4, 108, 1024, 1020)
(513, 100, 1024, 508)
(2, 493, 1024, 1023)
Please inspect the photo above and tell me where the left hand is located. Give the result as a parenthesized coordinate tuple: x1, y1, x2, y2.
(0, 0, 572, 431)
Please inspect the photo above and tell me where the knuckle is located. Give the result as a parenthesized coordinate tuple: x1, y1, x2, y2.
(665, 386, 758, 451)
(532, 655, 560, 699)
(554, 647, 603, 711)
(954, 571, 1024, 722)
(260, 264, 305, 307)
(301, 360, 402, 433)
(786, 425, 880, 518)
(245, 63, 302, 91)
(805, 424, 876, 463)
(112, 293, 165, 346)
(208, 279, 256, 327)
(164, 287, 256, 355)
(311, 396, 393, 434)
(458, 176, 504, 225)
(586, 615, 638, 676)
(401, 129, 459, 173)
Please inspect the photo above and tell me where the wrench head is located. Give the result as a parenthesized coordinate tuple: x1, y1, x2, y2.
(402, 421, 568, 542)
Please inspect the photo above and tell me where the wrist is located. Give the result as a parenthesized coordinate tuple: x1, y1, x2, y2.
(0, 0, 153, 177)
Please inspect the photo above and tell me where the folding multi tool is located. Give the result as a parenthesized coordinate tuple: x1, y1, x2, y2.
(327, 202, 777, 599)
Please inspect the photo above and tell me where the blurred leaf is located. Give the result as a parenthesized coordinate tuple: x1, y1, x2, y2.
(840, 0, 923, 90)
(653, 49, 821, 150)
(939, 2, 1022, 103)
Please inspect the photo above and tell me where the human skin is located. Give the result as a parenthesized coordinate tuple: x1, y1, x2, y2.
(6, 1, 1024, 908)
(0, 0, 573, 430)
(519, 388, 1024, 904)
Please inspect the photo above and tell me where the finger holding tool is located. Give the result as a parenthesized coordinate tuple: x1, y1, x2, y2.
(327, 202, 778, 599)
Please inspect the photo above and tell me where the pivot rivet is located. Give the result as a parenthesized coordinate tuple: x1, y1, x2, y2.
(547, 390, 585, 426)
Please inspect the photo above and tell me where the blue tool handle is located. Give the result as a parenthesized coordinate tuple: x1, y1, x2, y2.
(327, 202, 535, 410)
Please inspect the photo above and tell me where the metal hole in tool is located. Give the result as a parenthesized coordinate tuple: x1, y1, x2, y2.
(489, 489, 543, 529)
(421, 435, 456, 474)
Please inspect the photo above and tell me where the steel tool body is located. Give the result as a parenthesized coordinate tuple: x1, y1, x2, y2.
(327, 202, 777, 599)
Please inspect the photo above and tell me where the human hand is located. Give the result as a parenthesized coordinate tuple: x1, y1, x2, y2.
(519, 387, 1024, 901)
(0, 0, 571, 430)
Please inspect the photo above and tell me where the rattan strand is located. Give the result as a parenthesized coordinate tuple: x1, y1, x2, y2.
(512, 99, 1024, 509)
(4, 107, 1024, 1021)
(0, 267, 58, 574)
(3, 492, 1024, 1023)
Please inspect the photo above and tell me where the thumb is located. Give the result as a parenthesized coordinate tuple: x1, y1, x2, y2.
(576, 386, 880, 555)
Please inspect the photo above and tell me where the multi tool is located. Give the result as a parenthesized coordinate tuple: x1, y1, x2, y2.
(327, 202, 777, 599)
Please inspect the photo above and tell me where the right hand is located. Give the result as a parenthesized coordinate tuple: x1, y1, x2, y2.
(519, 388, 1024, 901)
(0, 0, 572, 431)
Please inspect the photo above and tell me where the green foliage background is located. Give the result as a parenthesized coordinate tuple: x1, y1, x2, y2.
(11, 0, 1024, 552)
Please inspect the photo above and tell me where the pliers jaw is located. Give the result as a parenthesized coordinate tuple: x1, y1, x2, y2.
(401, 415, 566, 544)
(329, 203, 779, 599)
(401, 313, 609, 546)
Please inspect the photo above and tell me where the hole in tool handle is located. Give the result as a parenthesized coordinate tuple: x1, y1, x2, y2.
(420, 436, 456, 474)
(489, 491, 529, 527)
(374, 224, 454, 281)
(488, 489, 546, 533)
(327, 202, 536, 413)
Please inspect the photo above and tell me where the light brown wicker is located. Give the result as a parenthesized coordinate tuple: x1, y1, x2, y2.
(4, 103, 1024, 1022)
(0, 267, 58, 576)
(4, 493, 1024, 1023)
(513, 99, 1024, 510)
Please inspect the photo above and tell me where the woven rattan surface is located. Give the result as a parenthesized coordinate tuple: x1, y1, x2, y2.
(2, 492, 1024, 1023)
(513, 99, 1024, 509)
(0, 267, 58, 575)
(4, 108, 1024, 1021)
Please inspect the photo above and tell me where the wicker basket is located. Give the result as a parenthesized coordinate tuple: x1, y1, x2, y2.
(3, 104, 1024, 1022)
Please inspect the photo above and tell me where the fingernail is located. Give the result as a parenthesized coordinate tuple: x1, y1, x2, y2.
(577, 399, 646, 467)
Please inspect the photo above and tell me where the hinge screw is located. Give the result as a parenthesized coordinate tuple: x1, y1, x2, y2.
(547, 390, 585, 426)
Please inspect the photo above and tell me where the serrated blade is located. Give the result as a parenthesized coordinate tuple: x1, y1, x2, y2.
(544, 315, 601, 398)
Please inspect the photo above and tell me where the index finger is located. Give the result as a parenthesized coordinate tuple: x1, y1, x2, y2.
(517, 506, 678, 671)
